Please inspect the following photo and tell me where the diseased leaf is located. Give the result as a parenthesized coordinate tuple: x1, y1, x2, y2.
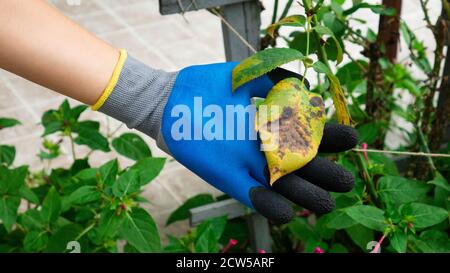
(232, 48, 304, 91)
(267, 15, 306, 38)
(256, 77, 326, 184)
(313, 61, 352, 125)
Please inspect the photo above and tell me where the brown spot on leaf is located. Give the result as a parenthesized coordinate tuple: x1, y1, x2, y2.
(267, 106, 311, 158)
(309, 97, 322, 107)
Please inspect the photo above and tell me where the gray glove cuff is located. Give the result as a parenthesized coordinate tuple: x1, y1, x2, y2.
(98, 54, 177, 152)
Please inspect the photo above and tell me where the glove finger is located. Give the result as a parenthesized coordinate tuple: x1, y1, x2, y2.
(319, 123, 358, 153)
(267, 68, 310, 89)
(249, 186, 294, 224)
(272, 174, 335, 214)
(246, 68, 310, 98)
(295, 157, 354, 192)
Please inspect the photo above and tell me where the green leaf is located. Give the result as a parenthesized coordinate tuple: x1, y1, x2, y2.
(19, 209, 45, 231)
(313, 61, 351, 125)
(164, 235, 190, 253)
(288, 217, 318, 242)
(390, 230, 407, 253)
(46, 223, 83, 252)
(93, 209, 125, 243)
(378, 176, 431, 206)
(166, 194, 215, 226)
(345, 224, 374, 251)
(428, 172, 450, 193)
(19, 186, 40, 204)
(130, 157, 166, 186)
(345, 205, 387, 231)
(24, 231, 48, 252)
(0, 145, 15, 166)
(413, 230, 450, 253)
(0, 196, 21, 232)
(326, 210, 356, 229)
(356, 122, 381, 145)
(68, 186, 101, 204)
(69, 105, 88, 121)
(112, 133, 151, 161)
(74, 126, 110, 152)
(0, 165, 28, 195)
(267, 15, 306, 37)
(313, 25, 343, 64)
(329, 244, 349, 253)
(120, 208, 161, 252)
(344, 3, 397, 16)
(232, 48, 304, 91)
(289, 31, 319, 56)
(195, 216, 227, 253)
(0, 118, 21, 129)
(112, 170, 140, 197)
(41, 187, 62, 224)
(401, 203, 448, 229)
(99, 159, 118, 186)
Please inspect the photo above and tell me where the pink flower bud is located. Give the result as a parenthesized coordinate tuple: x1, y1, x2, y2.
(221, 238, 238, 253)
(314, 247, 325, 253)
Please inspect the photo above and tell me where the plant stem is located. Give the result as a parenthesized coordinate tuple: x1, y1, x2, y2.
(355, 153, 382, 208)
(271, 0, 279, 24)
(302, 15, 312, 85)
(443, 0, 450, 19)
(279, 0, 294, 20)
(417, 126, 437, 174)
(75, 222, 96, 241)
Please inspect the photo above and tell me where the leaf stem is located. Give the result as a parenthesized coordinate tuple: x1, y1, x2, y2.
(354, 153, 382, 208)
(279, 0, 294, 20)
(271, 0, 279, 24)
(75, 221, 96, 241)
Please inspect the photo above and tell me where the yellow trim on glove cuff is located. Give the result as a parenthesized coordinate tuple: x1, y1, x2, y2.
(91, 49, 128, 111)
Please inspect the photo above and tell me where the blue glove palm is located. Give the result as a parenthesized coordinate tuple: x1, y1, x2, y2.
(161, 62, 271, 208)
(161, 62, 358, 223)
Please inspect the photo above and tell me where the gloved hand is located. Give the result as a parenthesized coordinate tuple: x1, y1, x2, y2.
(96, 51, 358, 224)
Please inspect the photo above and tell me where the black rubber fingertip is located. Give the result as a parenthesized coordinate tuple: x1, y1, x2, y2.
(273, 175, 335, 214)
(296, 157, 355, 193)
(267, 68, 310, 90)
(250, 186, 294, 224)
(320, 123, 359, 153)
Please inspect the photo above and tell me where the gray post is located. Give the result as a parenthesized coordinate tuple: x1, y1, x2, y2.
(220, 1, 261, 61)
(159, 0, 272, 253)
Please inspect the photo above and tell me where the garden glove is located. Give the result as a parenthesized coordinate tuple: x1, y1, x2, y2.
(94, 50, 358, 224)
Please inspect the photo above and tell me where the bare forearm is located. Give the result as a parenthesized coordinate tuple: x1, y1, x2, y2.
(0, 0, 119, 105)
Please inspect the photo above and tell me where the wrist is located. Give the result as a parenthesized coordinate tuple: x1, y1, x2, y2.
(92, 50, 178, 142)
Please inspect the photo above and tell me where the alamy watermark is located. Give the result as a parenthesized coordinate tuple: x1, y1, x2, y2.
(169, 97, 280, 151)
